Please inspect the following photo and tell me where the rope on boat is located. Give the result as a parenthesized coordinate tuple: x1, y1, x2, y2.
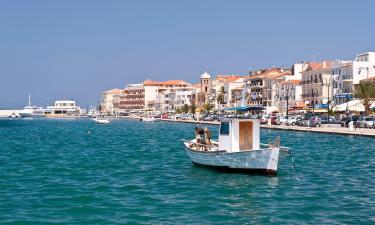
(289, 149, 297, 172)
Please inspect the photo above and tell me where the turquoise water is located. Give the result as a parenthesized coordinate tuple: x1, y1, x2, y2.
(0, 119, 374, 224)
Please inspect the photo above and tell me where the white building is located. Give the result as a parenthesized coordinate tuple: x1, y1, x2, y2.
(143, 80, 191, 112)
(333, 52, 375, 104)
(100, 88, 122, 115)
(46, 100, 82, 116)
(224, 77, 244, 107)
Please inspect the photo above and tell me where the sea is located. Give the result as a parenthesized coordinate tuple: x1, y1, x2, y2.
(0, 118, 374, 224)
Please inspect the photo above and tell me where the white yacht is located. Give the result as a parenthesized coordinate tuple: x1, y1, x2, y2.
(19, 94, 45, 118)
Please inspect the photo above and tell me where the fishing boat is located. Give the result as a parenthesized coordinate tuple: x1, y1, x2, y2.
(183, 107, 290, 175)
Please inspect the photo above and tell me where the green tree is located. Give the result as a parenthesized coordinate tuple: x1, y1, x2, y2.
(182, 104, 189, 114)
(216, 86, 225, 109)
(189, 103, 196, 114)
(354, 80, 375, 115)
(175, 107, 182, 114)
(203, 103, 214, 113)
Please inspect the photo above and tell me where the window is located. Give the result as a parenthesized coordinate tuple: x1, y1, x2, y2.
(220, 122, 230, 135)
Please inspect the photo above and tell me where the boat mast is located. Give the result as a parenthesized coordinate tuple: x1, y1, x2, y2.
(28, 93, 31, 106)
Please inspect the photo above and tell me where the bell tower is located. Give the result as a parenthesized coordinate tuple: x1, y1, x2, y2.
(200, 71, 211, 93)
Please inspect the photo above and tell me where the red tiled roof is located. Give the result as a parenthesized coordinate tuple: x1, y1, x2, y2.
(280, 80, 301, 85)
(216, 75, 243, 82)
(306, 61, 333, 71)
(143, 80, 190, 86)
(247, 68, 289, 80)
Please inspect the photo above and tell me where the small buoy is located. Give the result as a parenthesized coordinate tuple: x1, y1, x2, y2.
(88, 130, 91, 134)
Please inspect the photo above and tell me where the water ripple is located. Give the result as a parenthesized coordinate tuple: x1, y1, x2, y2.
(0, 119, 374, 224)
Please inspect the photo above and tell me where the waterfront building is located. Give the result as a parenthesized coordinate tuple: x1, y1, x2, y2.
(143, 80, 191, 112)
(119, 84, 145, 112)
(244, 68, 291, 113)
(100, 88, 122, 115)
(275, 80, 303, 114)
(156, 86, 194, 113)
(214, 75, 243, 108)
(301, 61, 333, 110)
(332, 52, 375, 105)
(46, 100, 82, 116)
(224, 77, 245, 107)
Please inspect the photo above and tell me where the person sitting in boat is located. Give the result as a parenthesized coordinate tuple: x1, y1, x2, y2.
(204, 127, 212, 151)
(195, 127, 204, 150)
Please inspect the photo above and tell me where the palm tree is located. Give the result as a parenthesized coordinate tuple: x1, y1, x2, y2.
(216, 86, 225, 110)
(354, 80, 375, 115)
(182, 104, 189, 114)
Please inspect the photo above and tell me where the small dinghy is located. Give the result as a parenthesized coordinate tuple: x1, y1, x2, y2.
(141, 117, 160, 122)
(93, 116, 110, 124)
(183, 117, 290, 175)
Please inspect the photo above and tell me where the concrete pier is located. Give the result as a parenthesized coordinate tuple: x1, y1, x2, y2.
(160, 119, 375, 138)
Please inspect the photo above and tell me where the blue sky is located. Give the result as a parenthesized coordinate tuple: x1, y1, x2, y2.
(0, 0, 374, 108)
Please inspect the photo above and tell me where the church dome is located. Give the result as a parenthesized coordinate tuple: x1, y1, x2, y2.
(201, 71, 211, 79)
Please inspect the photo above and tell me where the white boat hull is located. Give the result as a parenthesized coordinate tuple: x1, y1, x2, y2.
(19, 112, 45, 118)
(93, 118, 110, 124)
(142, 118, 160, 122)
(184, 145, 280, 175)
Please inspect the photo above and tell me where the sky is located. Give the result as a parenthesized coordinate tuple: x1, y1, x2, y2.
(0, 0, 374, 108)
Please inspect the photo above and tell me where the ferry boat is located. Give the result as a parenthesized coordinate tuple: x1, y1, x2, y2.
(183, 107, 290, 175)
(19, 94, 45, 118)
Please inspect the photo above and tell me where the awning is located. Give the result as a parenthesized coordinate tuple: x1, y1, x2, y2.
(223, 106, 265, 112)
(332, 100, 365, 112)
(313, 109, 328, 113)
(370, 102, 375, 110)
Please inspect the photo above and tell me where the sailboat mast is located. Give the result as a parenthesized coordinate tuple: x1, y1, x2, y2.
(28, 93, 31, 106)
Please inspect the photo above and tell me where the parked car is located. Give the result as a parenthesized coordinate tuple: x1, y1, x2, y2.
(318, 115, 339, 124)
(309, 116, 321, 127)
(286, 116, 302, 126)
(276, 116, 288, 125)
(356, 116, 375, 128)
(301, 113, 318, 127)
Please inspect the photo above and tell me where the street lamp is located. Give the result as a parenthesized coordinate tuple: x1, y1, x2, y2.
(282, 84, 294, 118)
(322, 77, 332, 123)
(312, 88, 319, 113)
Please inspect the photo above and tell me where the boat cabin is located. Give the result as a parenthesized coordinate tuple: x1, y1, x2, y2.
(218, 119, 260, 152)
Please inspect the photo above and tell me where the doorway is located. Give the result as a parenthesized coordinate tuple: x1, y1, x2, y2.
(239, 121, 253, 150)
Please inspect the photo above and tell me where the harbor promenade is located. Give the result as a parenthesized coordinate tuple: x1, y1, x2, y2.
(160, 119, 375, 138)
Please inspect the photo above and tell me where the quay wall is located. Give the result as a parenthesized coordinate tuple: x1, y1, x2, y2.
(159, 119, 375, 138)
(0, 110, 23, 117)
